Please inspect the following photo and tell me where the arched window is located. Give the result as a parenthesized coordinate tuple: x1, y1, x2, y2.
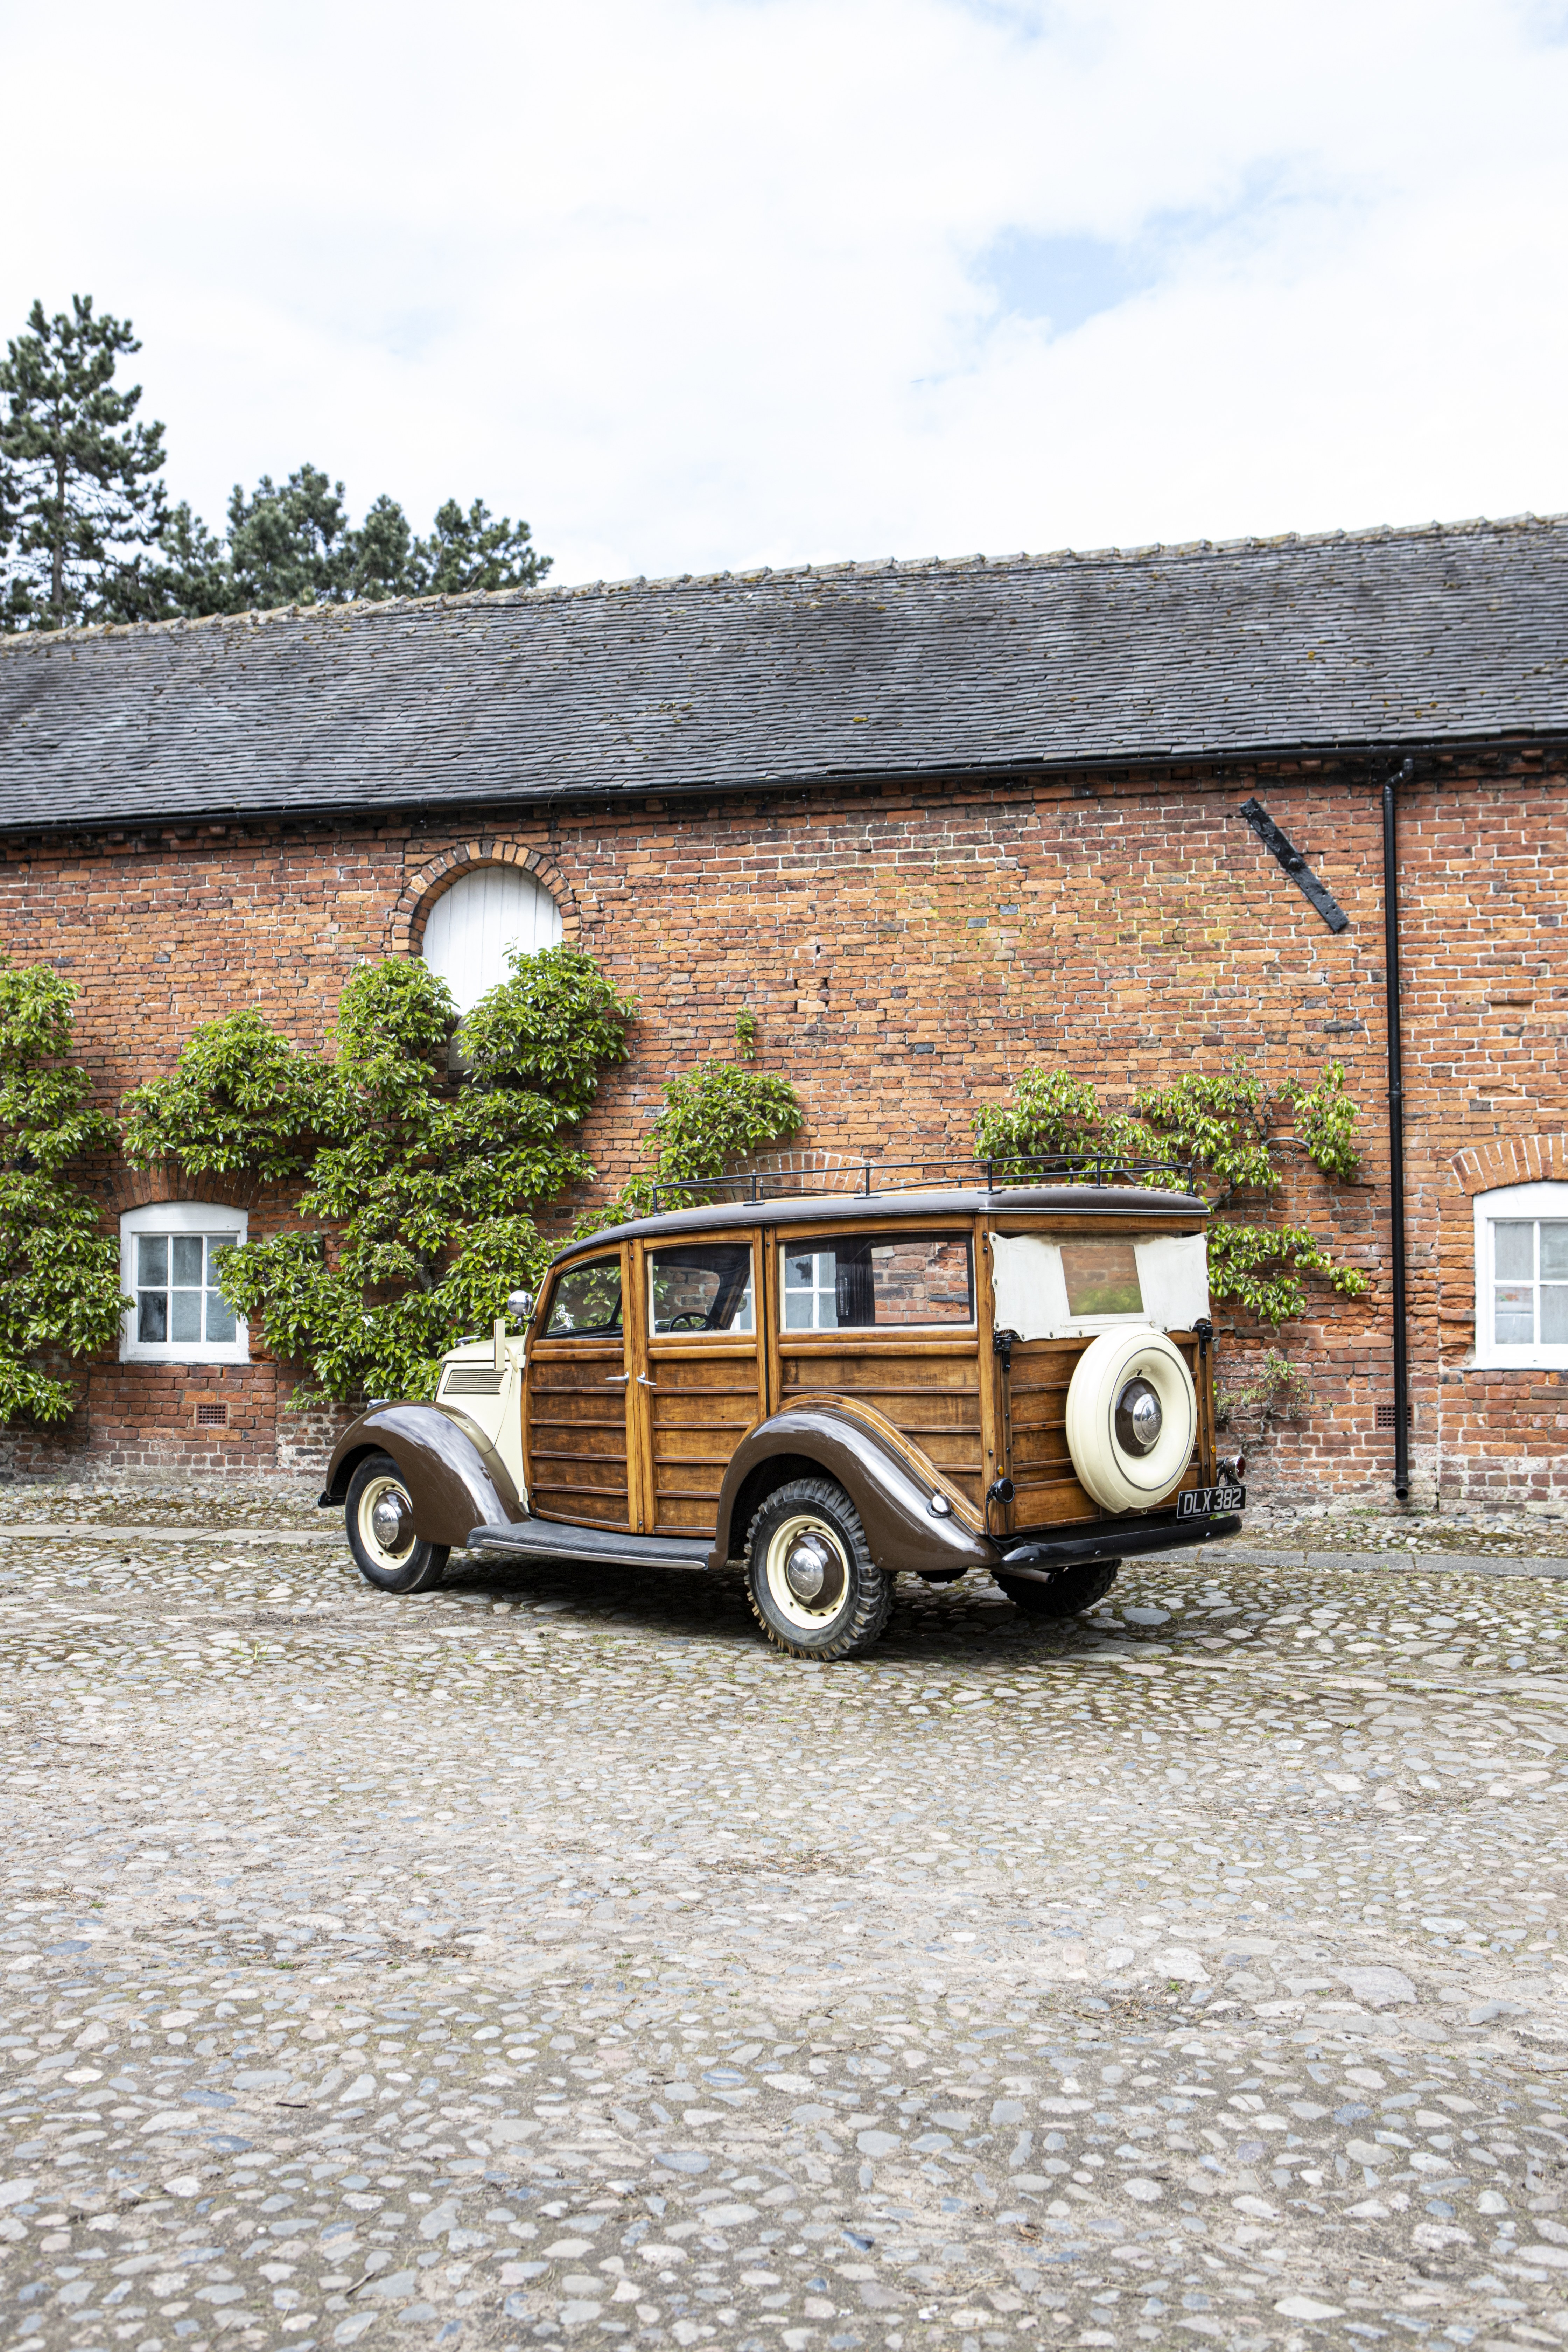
(120, 1203, 249, 1365)
(1473, 1181, 1568, 1367)
(420, 866, 562, 1015)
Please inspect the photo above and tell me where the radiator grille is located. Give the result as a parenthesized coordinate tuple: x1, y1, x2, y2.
(443, 1367, 506, 1397)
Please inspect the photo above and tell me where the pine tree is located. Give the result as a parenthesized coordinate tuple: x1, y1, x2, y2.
(226, 463, 354, 609)
(0, 296, 168, 630)
(349, 492, 420, 600)
(413, 496, 550, 594)
(150, 501, 235, 618)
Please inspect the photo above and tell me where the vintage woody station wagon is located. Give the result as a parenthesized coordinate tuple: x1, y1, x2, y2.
(322, 1174, 1245, 1659)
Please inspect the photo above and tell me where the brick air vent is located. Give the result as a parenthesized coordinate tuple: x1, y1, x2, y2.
(194, 1401, 229, 1429)
(1375, 1403, 1414, 1429)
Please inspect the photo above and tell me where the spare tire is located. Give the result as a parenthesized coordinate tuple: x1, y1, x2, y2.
(1064, 1327, 1198, 1513)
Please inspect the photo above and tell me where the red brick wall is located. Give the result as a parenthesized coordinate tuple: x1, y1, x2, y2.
(2, 744, 1564, 1508)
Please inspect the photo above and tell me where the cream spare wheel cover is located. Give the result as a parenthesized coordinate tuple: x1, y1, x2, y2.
(1064, 1326, 1198, 1514)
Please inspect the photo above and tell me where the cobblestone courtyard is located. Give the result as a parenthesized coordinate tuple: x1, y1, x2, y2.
(3, 1493, 1568, 2352)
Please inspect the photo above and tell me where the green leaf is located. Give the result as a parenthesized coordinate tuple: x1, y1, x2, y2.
(1280, 1060, 1362, 1180)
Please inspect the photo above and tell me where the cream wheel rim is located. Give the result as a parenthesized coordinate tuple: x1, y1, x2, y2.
(358, 1472, 416, 1572)
(763, 1511, 849, 1630)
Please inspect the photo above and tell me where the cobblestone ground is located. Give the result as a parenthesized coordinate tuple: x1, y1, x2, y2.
(3, 1510, 1568, 2352)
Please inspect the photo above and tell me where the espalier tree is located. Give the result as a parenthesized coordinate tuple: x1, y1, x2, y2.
(0, 966, 127, 1420)
(973, 1058, 1371, 1329)
(121, 948, 637, 1407)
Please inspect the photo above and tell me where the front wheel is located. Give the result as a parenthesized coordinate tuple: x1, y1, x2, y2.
(997, 1560, 1120, 1619)
(345, 1451, 450, 1593)
(745, 1476, 892, 1661)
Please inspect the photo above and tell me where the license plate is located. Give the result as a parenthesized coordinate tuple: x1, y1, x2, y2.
(1178, 1482, 1246, 1519)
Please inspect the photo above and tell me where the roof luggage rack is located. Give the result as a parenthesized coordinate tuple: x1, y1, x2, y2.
(648, 1149, 1194, 1215)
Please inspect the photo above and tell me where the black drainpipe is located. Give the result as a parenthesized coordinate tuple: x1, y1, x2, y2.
(1382, 757, 1416, 1502)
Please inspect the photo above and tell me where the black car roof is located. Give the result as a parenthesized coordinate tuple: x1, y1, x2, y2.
(547, 1183, 1208, 1268)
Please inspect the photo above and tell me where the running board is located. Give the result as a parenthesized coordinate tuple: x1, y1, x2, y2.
(465, 1519, 712, 1570)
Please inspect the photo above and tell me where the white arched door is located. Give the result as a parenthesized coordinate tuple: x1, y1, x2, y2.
(420, 866, 562, 1014)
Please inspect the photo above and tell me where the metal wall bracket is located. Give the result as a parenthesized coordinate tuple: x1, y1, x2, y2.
(1238, 797, 1350, 933)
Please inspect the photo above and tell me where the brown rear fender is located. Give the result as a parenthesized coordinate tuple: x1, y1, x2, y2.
(707, 1401, 995, 1578)
(323, 1405, 524, 1549)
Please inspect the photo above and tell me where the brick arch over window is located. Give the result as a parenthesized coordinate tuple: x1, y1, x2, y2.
(1451, 1137, 1568, 1197)
(385, 842, 579, 959)
(108, 1169, 262, 1217)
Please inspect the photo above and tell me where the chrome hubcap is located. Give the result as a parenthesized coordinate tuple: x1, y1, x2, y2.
(370, 1492, 411, 1550)
(1115, 1377, 1163, 1454)
(784, 1533, 834, 1602)
(360, 1475, 415, 1568)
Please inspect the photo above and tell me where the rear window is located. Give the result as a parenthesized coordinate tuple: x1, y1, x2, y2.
(545, 1256, 623, 1336)
(780, 1235, 973, 1330)
(1059, 1239, 1143, 1317)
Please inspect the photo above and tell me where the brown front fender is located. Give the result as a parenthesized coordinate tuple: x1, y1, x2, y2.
(323, 1404, 524, 1550)
(707, 1400, 996, 1577)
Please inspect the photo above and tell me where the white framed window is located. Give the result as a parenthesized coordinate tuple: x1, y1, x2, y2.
(783, 1248, 839, 1330)
(1472, 1181, 1568, 1368)
(421, 866, 562, 1015)
(779, 1237, 974, 1330)
(120, 1203, 250, 1364)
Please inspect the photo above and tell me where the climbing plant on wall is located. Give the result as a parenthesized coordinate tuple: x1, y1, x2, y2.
(973, 1057, 1371, 1328)
(0, 965, 127, 1421)
(578, 1055, 804, 1234)
(122, 946, 636, 1406)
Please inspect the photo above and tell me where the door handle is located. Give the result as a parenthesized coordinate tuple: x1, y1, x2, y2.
(637, 1374, 658, 1388)
(605, 1373, 629, 1384)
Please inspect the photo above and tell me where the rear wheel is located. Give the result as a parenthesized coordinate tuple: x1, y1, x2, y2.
(745, 1476, 892, 1661)
(997, 1560, 1120, 1619)
(344, 1451, 450, 1593)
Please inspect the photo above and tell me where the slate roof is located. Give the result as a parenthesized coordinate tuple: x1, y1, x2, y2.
(1, 513, 1565, 833)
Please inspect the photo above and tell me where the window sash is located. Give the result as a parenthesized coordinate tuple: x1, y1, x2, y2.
(1490, 1218, 1568, 1350)
(779, 1237, 975, 1330)
(135, 1233, 240, 1348)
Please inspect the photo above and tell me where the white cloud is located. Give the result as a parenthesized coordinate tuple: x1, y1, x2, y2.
(3, 0, 1566, 584)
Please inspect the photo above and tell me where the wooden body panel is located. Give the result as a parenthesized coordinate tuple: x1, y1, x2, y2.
(1001, 1330, 1211, 1533)
(642, 1344, 766, 1532)
(523, 1343, 634, 1527)
(778, 1337, 984, 1506)
(1003, 1337, 1099, 1530)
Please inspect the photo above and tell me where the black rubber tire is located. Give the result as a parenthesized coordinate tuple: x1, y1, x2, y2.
(344, 1451, 451, 1594)
(744, 1475, 893, 1661)
(997, 1560, 1121, 1619)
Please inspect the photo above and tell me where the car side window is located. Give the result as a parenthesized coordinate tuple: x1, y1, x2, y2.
(780, 1236, 973, 1329)
(649, 1243, 755, 1335)
(544, 1256, 623, 1336)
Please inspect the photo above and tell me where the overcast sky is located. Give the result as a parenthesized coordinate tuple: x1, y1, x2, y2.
(4, 0, 1567, 587)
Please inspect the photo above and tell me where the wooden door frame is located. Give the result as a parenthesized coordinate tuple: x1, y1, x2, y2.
(521, 1241, 637, 1528)
(630, 1228, 766, 1535)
